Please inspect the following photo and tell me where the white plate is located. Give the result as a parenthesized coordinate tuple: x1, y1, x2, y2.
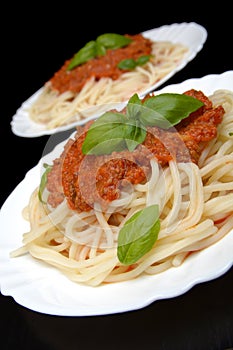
(1, 71, 232, 317)
(11, 22, 207, 138)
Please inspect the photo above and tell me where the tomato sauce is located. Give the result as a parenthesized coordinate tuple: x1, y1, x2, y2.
(48, 34, 153, 94)
(46, 89, 225, 212)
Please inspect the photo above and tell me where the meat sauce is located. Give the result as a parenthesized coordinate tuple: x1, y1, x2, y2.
(46, 89, 225, 212)
(48, 34, 153, 94)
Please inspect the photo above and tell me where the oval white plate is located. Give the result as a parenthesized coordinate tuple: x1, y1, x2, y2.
(11, 22, 207, 138)
(1, 71, 232, 317)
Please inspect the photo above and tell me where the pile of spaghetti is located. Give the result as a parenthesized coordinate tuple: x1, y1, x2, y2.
(26, 32, 189, 129)
(11, 88, 233, 286)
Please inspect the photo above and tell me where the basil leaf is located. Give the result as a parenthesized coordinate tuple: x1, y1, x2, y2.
(135, 55, 151, 66)
(96, 42, 106, 57)
(127, 93, 172, 128)
(96, 33, 132, 49)
(128, 93, 142, 105)
(67, 41, 97, 70)
(229, 132, 233, 136)
(125, 119, 146, 152)
(82, 112, 127, 155)
(142, 93, 204, 129)
(118, 58, 137, 70)
(82, 112, 146, 155)
(139, 105, 172, 129)
(38, 163, 52, 203)
(117, 205, 160, 265)
(126, 93, 143, 120)
(118, 55, 151, 70)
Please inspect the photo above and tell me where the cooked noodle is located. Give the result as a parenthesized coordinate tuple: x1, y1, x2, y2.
(11, 89, 233, 286)
(27, 41, 189, 129)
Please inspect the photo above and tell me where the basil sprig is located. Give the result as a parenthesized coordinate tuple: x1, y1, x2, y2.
(67, 33, 133, 70)
(38, 163, 52, 203)
(117, 204, 160, 265)
(117, 55, 152, 70)
(82, 111, 146, 155)
(82, 92, 204, 155)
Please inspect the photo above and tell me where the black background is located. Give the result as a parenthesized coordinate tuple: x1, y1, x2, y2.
(1, 4, 232, 350)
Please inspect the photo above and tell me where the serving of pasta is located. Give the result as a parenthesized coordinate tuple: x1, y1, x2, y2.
(11, 23, 207, 137)
(27, 36, 188, 130)
(10, 85, 233, 288)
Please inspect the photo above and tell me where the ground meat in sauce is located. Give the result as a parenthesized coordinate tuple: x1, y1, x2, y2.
(48, 34, 153, 94)
(46, 89, 225, 212)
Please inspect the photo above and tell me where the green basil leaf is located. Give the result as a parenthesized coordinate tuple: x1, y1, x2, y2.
(82, 112, 146, 155)
(82, 112, 127, 155)
(139, 105, 172, 129)
(127, 93, 171, 128)
(118, 55, 151, 70)
(38, 163, 52, 203)
(118, 58, 137, 70)
(142, 93, 204, 128)
(67, 41, 97, 70)
(117, 204, 160, 265)
(96, 33, 132, 49)
(96, 42, 106, 57)
(125, 119, 146, 151)
(128, 93, 142, 105)
(229, 132, 233, 136)
(126, 93, 142, 121)
(127, 93, 160, 124)
(135, 55, 151, 66)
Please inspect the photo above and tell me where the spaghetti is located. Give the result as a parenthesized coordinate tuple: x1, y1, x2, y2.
(11, 89, 233, 286)
(27, 34, 189, 130)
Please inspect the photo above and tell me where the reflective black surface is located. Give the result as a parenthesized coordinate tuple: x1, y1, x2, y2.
(1, 5, 232, 350)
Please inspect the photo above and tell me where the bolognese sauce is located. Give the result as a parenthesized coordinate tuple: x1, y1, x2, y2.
(46, 89, 225, 212)
(48, 34, 153, 94)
